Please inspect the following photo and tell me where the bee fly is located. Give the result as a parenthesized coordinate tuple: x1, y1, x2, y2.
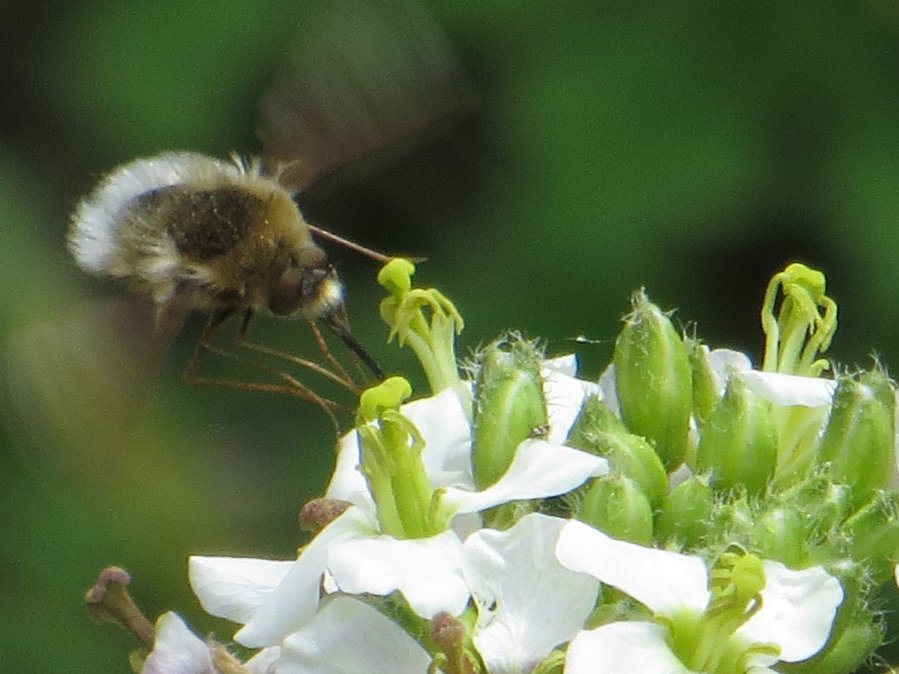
(67, 151, 386, 421)
(65, 0, 476, 424)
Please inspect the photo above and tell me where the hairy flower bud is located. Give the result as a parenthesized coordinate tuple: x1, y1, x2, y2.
(750, 506, 808, 568)
(613, 290, 692, 470)
(695, 375, 777, 495)
(472, 337, 547, 489)
(578, 475, 653, 545)
(566, 429, 667, 509)
(656, 474, 713, 548)
(840, 492, 899, 585)
(817, 370, 894, 503)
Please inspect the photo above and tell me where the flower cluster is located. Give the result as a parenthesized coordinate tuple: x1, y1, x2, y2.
(89, 262, 899, 674)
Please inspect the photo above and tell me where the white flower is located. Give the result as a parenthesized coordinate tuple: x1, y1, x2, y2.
(141, 612, 280, 674)
(191, 357, 607, 650)
(326, 356, 604, 510)
(141, 613, 216, 674)
(269, 514, 599, 674)
(557, 520, 843, 674)
(463, 513, 599, 673)
(278, 596, 432, 674)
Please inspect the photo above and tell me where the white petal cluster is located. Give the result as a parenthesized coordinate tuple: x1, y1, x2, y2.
(175, 358, 607, 672)
(142, 354, 845, 674)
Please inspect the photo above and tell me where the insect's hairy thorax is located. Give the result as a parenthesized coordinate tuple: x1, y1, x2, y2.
(136, 185, 264, 261)
(116, 181, 314, 314)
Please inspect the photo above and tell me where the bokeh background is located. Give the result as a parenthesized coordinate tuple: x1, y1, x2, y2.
(4, 1, 899, 671)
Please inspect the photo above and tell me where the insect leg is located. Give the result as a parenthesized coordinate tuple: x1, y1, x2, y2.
(233, 310, 360, 394)
(184, 308, 343, 430)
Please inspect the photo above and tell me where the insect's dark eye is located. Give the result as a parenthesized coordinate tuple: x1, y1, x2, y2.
(268, 269, 303, 315)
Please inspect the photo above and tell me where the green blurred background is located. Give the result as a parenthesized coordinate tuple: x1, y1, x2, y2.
(4, 1, 899, 671)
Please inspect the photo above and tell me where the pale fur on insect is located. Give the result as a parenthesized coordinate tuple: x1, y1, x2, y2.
(68, 152, 345, 327)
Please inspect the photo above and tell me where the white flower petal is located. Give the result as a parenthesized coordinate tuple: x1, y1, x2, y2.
(597, 363, 619, 416)
(234, 507, 378, 648)
(739, 370, 835, 408)
(244, 647, 280, 674)
(542, 358, 603, 443)
(565, 622, 692, 674)
(737, 560, 843, 662)
(327, 530, 468, 618)
(542, 354, 579, 377)
(324, 430, 374, 510)
(405, 386, 474, 487)
(141, 612, 215, 674)
(706, 347, 753, 395)
(279, 596, 430, 674)
(464, 514, 599, 673)
(189, 557, 293, 624)
(443, 440, 608, 515)
(556, 519, 709, 614)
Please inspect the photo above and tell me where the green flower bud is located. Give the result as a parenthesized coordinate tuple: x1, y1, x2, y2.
(567, 394, 627, 442)
(694, 375, 777, 495)
(817, 370, 894, 503)
(687, 339, 720, 426)
(578, 476, 654, 545)
(709, 491, 755, 541)
(778, 471, 853, 537)
(656, 474, 713, 548)
(472, 336, 547, 489)
(750, 506, 808, 568)
(566, 429, 667, 509)
(613, 290, 692, 470)
(840, 492, 899, 585)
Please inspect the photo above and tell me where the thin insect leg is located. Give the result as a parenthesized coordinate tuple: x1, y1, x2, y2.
(234, 310, 359, 393)
(184, 307, 235, 384)
(193, 340, 343, 430)
(306, 319, 357, 388)
(184, 310, 343, 430)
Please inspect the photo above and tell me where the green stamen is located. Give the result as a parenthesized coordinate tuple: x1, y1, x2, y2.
(667, 550, 779, 674)
(378, 259, 465, 397)
(356, 377, 438, 539)
(761, 263, 837, 376)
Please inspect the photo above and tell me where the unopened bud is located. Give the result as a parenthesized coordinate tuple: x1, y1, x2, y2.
(841, 492, 899, 585)
(750, 506, 807, 568)
(472, 337, 547, 488)
(613, 290, 692, 469)
(567, 429, 667, 508)
(578, 476, 653, 545)
(695, 375, 777, 495)
(656, 474, 713, 548)
(688, 340, 720, 425)
(566, 394, 627, 443)
(817, 370, 894, 503)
